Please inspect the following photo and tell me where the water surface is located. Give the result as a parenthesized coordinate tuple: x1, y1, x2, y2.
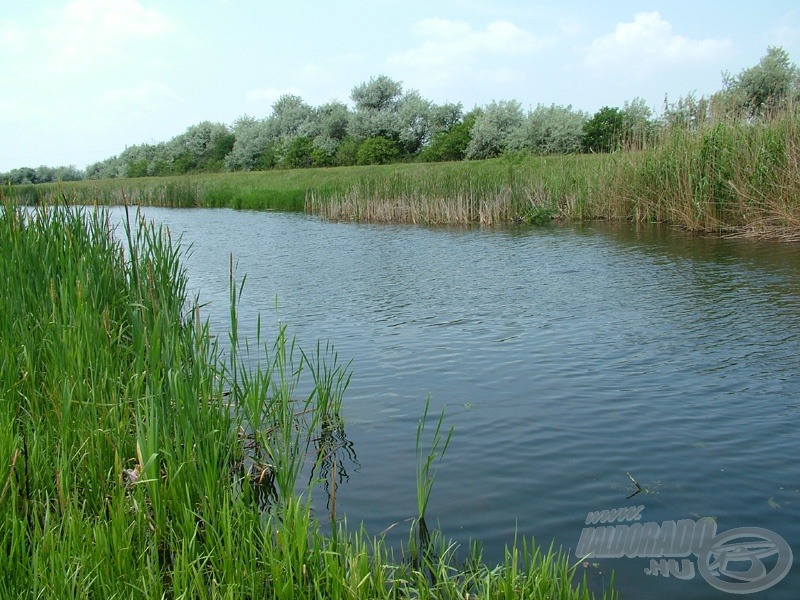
(120, 207, 800, 598)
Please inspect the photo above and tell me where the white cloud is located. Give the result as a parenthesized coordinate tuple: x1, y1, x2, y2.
(43, 0, 175, 73)
(584, 12, 731, 77)
(389, 18, 551, 72)
(0, 0, 175, 90)
(385, 18, 554, 100)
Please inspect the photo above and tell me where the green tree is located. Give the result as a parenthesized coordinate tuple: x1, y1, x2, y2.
(356, 137, 399, 165)
(582, 106, 626, 153)
(334, 137, 361, 166)
(282, 136, 315, 168)
(419, 109, 480, 162)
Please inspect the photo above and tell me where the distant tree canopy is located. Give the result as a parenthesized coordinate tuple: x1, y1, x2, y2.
(581, 99, 653, 152)
(721, 46, 800, 116)
(3, 47, 796, 182)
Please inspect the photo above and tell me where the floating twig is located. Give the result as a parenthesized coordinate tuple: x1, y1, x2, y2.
(626, 471, 643, 499)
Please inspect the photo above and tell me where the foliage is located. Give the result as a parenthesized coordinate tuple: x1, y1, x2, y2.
(6, 47, 799, 185)
(282, 136, 315, 169)
(419, 109, 480, 162)
(85, 155, 125, 179)
(583, 99, 656, 152)
(662, 91, 712, 130)
(350, 74, 404, 112)
(721, 46, 800, 116)
(168, 121, 234, 173)
(596, 107, 800, 237)
(1, 164, 83, 184)
(582, 106, 626, 152)
(465, 100, 525, 159)
(621, 97, 655, 146)
(225, 115, 272, 171)
(333, 136, 362, 166)
(356, 136, 400, 165)
(513, 104, 587, 154)
(396, 90, 435, 154)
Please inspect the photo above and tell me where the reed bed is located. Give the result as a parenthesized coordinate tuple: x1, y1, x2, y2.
(0, 200, 613, 598)
(306, 154, 599, 226)
(596, 109, 800, 238)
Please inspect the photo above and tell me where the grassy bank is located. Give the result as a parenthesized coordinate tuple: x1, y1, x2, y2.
(0, 201, 613, 598)
(6, 111, 797, 238)
(6, 154, 602, 225)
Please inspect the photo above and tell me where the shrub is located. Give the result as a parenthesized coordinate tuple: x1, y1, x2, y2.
(356, 137, 400, 165)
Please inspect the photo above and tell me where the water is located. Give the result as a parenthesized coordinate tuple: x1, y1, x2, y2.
(118, 207, 800, 598)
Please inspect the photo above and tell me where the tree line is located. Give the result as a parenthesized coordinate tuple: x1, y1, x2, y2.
(3, 47, 798, 185)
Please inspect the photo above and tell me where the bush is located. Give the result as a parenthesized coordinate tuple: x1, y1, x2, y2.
(283, 136, 315, 169)
(334, 137, 361, 166)
(356, 137, 400, 165)
(418, 111, 479, 162)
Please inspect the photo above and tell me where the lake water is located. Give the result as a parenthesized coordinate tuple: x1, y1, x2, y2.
(116, 207, 800, 598)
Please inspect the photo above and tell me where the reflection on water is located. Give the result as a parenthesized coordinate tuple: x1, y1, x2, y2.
(309, 413, 360, 520)
(110, 207, 800, 599)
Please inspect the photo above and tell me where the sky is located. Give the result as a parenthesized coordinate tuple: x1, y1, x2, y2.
(1, 0, 799, 172)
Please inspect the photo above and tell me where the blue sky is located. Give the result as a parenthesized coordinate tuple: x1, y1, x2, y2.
(1, 0, 798, 172)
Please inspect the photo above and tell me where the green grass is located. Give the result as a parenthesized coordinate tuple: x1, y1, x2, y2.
(0, 200, 615, 598)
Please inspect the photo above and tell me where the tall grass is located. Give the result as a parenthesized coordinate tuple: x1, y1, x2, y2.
(595, 109, 800, 239)
(306, 154, 600, 225)
(0, 199, 614, 598)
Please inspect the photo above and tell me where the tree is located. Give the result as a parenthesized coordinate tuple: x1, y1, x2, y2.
(396, 90, 435, 154)
(582, 107, 626, 153)
(722, 46, 799, 116)
(269, 94, 314, 140)
(513, 104, 587, 154)
(282, 136, 315, 168)
(350, 75, 403, 112)
(167, 121, 233, 172)
(662, 91, 711, 129)
(621, 97, 655, 148)
(85, 156, 125, 179)
(465, 100, 525, 159)
(333, 137, 361, 166)
(356, 137, 400, 165)
(348, 75, 405, 143)
(419, 109, 479, 162)
(225, 116, 274, 171)
(313, 101, 350, 141)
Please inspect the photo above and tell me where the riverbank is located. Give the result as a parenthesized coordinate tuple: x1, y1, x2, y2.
(0, 201, 613, 598)
(6, 111, 799, 239)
